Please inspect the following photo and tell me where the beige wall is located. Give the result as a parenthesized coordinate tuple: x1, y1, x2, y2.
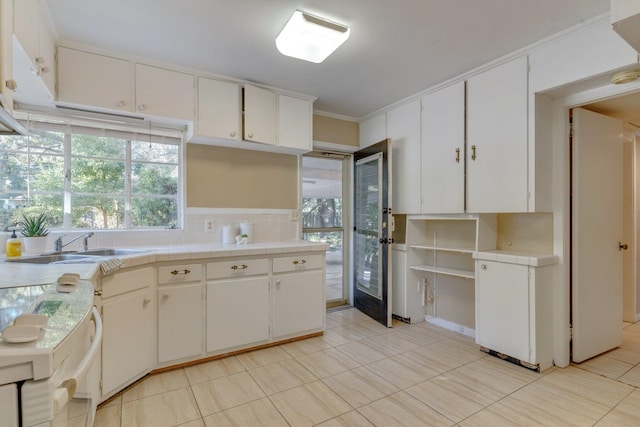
(313, 115, 359, 147)
(187, 144, 298, 209)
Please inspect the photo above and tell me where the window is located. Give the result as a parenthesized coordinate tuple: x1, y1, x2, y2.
(0, 121, 181, 229)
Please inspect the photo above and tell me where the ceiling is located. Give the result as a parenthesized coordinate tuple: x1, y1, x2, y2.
(46, 0, 612, 119)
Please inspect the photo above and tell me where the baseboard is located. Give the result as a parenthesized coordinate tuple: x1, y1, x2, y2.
(425, 315, 475, 339)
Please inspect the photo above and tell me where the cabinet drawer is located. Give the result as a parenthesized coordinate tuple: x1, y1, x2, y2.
(100, 266, 154, 298)
(273, 254, 323, 273)
(206, 258, 268, 280)
(158, 264, 202, 285)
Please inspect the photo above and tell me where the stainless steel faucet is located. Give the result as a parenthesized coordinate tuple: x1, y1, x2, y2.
(54, 232, 95, 252)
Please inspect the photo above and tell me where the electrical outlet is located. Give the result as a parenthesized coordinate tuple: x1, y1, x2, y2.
(290, 209, 300, 221)
(205, 219, 214, 232)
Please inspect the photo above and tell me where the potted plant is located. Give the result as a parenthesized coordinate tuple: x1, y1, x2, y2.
(19, 213, 50, 254)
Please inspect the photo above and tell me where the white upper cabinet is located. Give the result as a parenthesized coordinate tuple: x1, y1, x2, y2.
(359, 113, 386, 148)
(244, 84, 277, 145)
(421, 82, 465, 214)
(197, 77, 241, 140)
(278, 94, 312, 151)
(611, 0, 640, 52)
(387, 99, 421, 214)
(135, 63, 195, 121)
(0, 0, 14, 111)
(467, 56, 529, 213)
(13, 0, 55, 97)
(57, 47, 133, 112)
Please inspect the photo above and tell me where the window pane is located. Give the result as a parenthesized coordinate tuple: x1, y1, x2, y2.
(30, 155, 64, 192)
(28, 130, 65, 156)
(72, 195, 124, 229)
(0, 152, 28, 192)
(132, 141, 178, 163)
(132, 163, 178, 195)
(132, 197, 177, 228)
(29, 194, 64, 227)
(72, 134, 126, 159)
(302, 157, 343, 228)
(303, 231, 343, 301)
(0, 134, 28, 151)
(71, 158, 125, 194)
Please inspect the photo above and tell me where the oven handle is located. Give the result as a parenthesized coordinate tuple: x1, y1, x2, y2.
(53, 306, 102, 414)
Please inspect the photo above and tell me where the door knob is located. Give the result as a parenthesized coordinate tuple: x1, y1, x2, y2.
(619, 242, 629, 251)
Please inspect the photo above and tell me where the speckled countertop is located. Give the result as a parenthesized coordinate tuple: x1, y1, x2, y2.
(0, 241, 329, 288)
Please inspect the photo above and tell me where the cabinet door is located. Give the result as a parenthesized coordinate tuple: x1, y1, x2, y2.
(37, 12, 54, 96)
(391, 248, 407, 318)
(421, 82, 465, 213)
(0, 383, 18, 427)
(273, 270, 324, 339)
(12, 0, 38, 68)
(278, 94, 312, 151)
(158, 284, 203, 363)
(135, 64, 194, 120)
(197, 77, 241, 140)
(475, 260, 530, 362)
(467, 56, 528, 213)
(57, 47, 133, 112)
(206, 277, 269, 352)
(244, 84, 277, 145)
(387, 99, 421, 214)
(0, 0, 14, 111)
(101, 289, 154, 396)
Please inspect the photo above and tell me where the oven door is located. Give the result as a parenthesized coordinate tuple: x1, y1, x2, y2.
(21, 307, 102, 427)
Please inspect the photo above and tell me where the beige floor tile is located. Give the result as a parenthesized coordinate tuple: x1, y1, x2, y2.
(176, 419, 205, 427)
(322, 366, 399, 408)
(296, 347, 361, 378)
(619, 364, 640, 387)
(604, 346, 640, 365)
(184, 356, 245, 385)
(335, 338, 398, 364)
(367, 331, 425, 353)
(596, 388, 640, 426)
(365, 353, 441, 389)
(191, 371, 265, 416)
(236, 346, 291, 369)
(448, 357, 540, 398)
(356, 318, 395, 335)
(394, 324, 446, 345)
(358, 391, 453, 426)
(122, 369, 189, 402)
(460, 400, 559, 427)
(280, 336, 334, 357)
(404, 338, 484, 371)
(94, 404, 121, 427)
(121, 387, 201, 427)
(202, 397, 288, 427)
(315, 410, 375, 427)
(323, 325, 369, 345)
(576, 355, 634, 380)
(270, 381, 352, 427)
(247, 358, 317, 395)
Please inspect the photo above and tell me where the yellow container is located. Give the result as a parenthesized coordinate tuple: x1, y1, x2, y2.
(6, 230, 22, 258)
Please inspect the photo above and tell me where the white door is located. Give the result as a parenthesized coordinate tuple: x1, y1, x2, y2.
(572, 107, 624, 363)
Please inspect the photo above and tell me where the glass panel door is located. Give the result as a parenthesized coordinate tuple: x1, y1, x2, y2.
(302, 154, 349, 306)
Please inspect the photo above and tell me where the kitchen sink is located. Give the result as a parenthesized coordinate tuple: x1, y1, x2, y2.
(79, 248, 149, 256)
(5, 254, 94, 264)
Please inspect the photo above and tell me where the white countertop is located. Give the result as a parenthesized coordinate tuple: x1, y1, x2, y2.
(473, 250, 558, 267)
(0, 241, 329, 288)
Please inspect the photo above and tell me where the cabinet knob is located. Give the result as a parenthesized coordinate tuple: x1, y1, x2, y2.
(619, 242, 629, 251)
(143, 297, 151, 305)
(115, 100, 126, 108)
(480, 264, 487, 270)
(230, 131, 236, 137)
(276, 279, 281, 288)
(35, 56, 45, 64)
(162, 293, 170, 299)
(137, 104, 146, 111)
(5, 79, 17, 91)
(247, 132, 254, 139)
(40, 66, 50, 74)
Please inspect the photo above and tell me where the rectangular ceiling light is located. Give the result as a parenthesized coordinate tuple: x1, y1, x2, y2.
(276, 10, 350, 63)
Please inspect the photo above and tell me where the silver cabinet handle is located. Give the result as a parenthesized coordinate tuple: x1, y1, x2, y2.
(455, 147, 461, 163)
(171, 269, 191, 275)
(471, 145, 477, 161)
(292, 259, 307, 265)
(231, 264, 248, 270)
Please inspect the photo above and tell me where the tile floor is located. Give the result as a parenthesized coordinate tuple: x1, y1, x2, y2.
(95, 309, 640, 426)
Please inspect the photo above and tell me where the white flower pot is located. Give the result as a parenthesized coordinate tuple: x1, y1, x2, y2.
(22, 236, 49, 255)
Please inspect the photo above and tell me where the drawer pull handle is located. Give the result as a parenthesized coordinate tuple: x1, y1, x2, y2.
(231, 264, 248, 270)
(292, 259, 307, 265)
(171, 269, 191, 275)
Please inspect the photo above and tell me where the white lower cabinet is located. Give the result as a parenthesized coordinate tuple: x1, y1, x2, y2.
(158, 283, 203, 363)
(0, 383, 18, 427)
(206, 277, 270, 353)
(99, 266, 155, 398)
(475, 256, 555, 370)
(273, 270, 324, 339)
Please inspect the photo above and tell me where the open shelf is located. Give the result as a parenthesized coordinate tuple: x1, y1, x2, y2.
(410, 265, 475, 279)
(410, 244, 475, 254)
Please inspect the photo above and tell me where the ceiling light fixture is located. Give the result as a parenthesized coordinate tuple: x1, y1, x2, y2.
(276, 10, 350, 63)
(611, 70, 640, 85)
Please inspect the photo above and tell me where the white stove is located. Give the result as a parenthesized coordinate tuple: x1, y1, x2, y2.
(0, 280, 100, 427)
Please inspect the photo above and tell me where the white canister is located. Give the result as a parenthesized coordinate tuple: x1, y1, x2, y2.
(222, 224, 236, 244)
(239, 222, 253, 243)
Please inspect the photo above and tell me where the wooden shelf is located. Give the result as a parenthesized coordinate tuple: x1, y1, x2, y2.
(409, 265, 475, 279)
(410, 244, 475, 254)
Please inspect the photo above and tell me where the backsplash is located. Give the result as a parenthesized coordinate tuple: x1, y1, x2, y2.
(43, 209, 301, 252)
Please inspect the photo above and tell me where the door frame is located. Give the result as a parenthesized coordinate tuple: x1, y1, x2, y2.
(548, 79, 640, 367)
